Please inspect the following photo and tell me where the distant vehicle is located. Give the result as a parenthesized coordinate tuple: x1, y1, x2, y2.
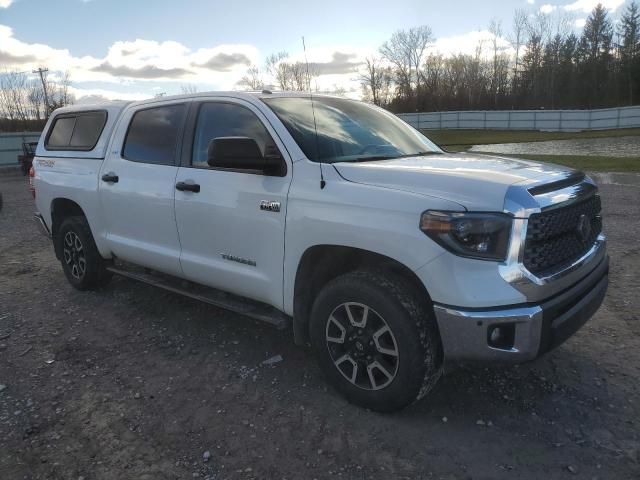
(30, 92, 608, 412)
(18, 141, 38, 175)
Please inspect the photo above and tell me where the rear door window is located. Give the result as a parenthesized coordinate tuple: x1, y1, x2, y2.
(122, 104, 186, 165)
(46, 111, 107, 150)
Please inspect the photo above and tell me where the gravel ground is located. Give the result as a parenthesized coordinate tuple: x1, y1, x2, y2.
(470, 136, 640, 157)
(0, 169, 639, 480)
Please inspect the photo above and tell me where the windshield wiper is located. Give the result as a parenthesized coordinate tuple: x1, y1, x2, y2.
(406, 151, 443, 157)
(333, 151, 443, 164)
(353, 151, 442, 162)
(350, 155, 399, 162)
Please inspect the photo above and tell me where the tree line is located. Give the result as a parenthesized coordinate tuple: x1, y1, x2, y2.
(0, 70, 74, 132)
(2, 1, 638, 132)
(360, 2, 640, 113)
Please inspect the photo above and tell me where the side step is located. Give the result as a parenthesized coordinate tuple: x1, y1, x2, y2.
(106, 264, 291, 330)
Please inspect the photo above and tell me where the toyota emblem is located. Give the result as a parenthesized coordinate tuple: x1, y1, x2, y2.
(576, 214, 592, 242)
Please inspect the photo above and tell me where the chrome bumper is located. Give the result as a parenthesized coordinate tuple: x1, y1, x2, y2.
(434, 252, 609, 363)
(34, 212, 51, 238)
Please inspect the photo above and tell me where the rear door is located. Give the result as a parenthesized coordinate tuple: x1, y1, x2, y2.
(99, 101, 188, 275)
(174, 98, 292, 308)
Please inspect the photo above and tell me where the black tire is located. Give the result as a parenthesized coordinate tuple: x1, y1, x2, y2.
(309, 270, 442, 412)
(56, 216, 112, 290)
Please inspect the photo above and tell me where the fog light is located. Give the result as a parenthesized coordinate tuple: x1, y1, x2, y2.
(490, 327, 503, 344)
(488, 324, 516, 350)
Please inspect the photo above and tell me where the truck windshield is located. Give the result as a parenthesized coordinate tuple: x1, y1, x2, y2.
(262, 96, 442, 163)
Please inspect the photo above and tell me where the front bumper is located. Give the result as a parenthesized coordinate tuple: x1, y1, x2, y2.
(433, 252, 609, 363)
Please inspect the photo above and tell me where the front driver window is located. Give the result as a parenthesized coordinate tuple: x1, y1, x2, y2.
(192, 102, 274, 168)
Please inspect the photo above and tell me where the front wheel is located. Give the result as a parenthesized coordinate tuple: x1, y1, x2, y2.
(309, 270, 442, 412)
(56, 216, 112, 290)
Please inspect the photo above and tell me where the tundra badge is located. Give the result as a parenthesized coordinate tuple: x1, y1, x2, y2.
(260, 200, 281, 213)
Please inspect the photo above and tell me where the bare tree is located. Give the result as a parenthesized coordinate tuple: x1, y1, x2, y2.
(359, 56, 390, 105)
(0, 68, 74, 129)
(421, 53, 444, 107)
(28, 79, 46, 120)
(47, 71, 75, 112)
(265, 51, 292, 90)
(238, 65, 264, 90)
(489, 19, 511, 107)
(528, 11, 552, 45)
(0, 71, 29, 121)
(180, 84, 199, 94)
(289, 61, 309, 91)
(263, 52, 318, 91)
(318, 84, 348, 96)
(509, 8, 528, 91)
(380, 26, 433, 99)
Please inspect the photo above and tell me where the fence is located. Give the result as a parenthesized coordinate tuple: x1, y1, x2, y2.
(2, 106, 640, 165)
(397, 105, 640, 132)
(0, 131, 42, 167)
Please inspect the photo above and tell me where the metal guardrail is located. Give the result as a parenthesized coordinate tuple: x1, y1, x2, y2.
(397, 106, 640, 131)
(0, 132, 42, 166)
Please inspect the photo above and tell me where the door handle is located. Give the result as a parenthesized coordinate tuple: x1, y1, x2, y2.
(101, 173, 119, 183)
(175, 181, 200, 193)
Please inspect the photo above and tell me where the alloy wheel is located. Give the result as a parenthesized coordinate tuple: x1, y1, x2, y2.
(62, 231, 86, 280)
(325, 302, 399, 391)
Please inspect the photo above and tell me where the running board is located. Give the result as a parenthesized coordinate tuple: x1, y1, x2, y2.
(106, 265, 291, 330)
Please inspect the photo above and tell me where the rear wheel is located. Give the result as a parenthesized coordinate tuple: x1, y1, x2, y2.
(57, 216, 112, 290)
(309, 270, 442, 412)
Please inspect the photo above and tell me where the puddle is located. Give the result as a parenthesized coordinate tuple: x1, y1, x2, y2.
(470, 135, 640, 157)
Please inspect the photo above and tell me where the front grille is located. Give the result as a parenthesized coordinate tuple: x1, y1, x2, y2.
(523, 194, 602, 276)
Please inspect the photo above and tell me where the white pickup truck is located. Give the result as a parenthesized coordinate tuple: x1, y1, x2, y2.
(32, 92, 609, 412)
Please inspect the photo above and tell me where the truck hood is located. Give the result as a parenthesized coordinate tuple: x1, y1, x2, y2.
(333, 152, 574, 211)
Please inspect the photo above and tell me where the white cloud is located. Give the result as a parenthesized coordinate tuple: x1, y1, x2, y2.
(532, 0, 625, 17)
(0, 23, 521, 102)
(0, 24, 370, 100)
(433, 30, 514, 58)
(0, 24, 259, 85)
(0, 0, 13, 8)
(69, 86, 150, 103)
(563, 0, 625, 13)
(574, 17, 587, 28)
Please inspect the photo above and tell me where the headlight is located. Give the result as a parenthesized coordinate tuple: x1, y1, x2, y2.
(419, 211, 512, 261)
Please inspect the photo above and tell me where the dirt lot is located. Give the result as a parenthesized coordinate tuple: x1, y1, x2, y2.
(1, 170, 639, 480)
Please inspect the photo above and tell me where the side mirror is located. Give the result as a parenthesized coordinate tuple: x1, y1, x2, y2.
(207, 137, 284, 175)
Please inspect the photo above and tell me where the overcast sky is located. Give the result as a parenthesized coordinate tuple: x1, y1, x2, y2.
(0, 0, 631, 102)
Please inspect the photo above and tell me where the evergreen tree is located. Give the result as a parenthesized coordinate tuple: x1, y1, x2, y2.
(558, 34, 579, 107)
(521, 34, 544, 107)
(577, 4, 614, 107)
(619, 1, 640, 104)
(542, 34, 563, 108)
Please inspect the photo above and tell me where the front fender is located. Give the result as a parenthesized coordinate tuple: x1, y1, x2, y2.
(282, 161, 462, 315)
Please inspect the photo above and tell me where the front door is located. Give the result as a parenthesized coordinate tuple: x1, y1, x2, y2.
(99, 102, 187, 275)
(174, 99, 291, 308)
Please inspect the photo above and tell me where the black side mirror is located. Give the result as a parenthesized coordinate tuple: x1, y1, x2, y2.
(207, 137, 284, 176)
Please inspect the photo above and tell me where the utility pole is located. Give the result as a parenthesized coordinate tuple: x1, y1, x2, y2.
(32, 67, 50, 117)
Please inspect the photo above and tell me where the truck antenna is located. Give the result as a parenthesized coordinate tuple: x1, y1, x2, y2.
(302, 36, 325, 189)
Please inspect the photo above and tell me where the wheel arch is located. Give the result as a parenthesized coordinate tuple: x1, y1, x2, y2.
(50, 198, 88, 259)
(292, 245, 434, 345)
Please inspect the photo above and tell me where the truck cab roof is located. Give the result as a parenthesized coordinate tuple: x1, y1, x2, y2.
(35, 91, 344, 160)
